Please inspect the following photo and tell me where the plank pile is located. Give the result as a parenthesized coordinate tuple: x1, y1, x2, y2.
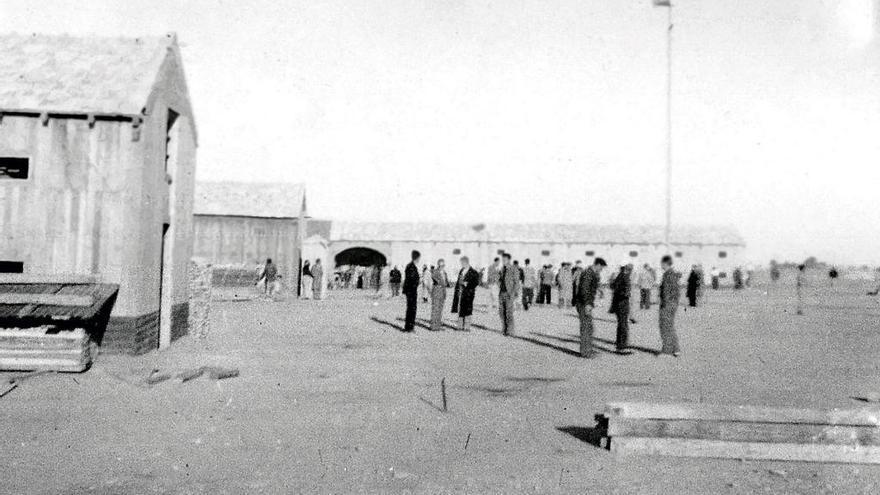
(0, 326, 92, 372)
(600, 402, 880, 464)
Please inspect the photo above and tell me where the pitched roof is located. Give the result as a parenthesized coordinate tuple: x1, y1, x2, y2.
(194, 182, 307, 219)
(328, 221, 745, 246)
(0, 33, 175, 116)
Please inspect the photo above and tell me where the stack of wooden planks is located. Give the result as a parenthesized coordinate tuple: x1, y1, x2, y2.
(601, 402, 880, 464)
(0, 283, 118, 373)
(0, 326, 92, 372)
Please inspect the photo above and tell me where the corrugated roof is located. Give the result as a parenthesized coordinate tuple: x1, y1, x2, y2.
(328, 221, 745, 246)
(0, 33, 173, 116)
(194, 181, 307, 219)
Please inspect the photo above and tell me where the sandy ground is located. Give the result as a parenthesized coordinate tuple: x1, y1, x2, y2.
(3, 278, 880, 494)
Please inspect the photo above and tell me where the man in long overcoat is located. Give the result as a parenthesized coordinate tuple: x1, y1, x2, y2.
(452, 256, 480, 331)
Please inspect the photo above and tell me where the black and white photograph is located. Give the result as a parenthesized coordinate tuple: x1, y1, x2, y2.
(1, 1, 880, 493)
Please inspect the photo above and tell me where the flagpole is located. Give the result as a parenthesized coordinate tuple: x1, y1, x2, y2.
(663, 2, 673, 255)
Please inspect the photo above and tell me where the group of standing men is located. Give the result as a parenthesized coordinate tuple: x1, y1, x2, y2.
(401, 250, 684, 359)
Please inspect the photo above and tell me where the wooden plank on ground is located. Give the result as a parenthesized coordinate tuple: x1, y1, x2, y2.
(610, 436, 880, 464)
(604, 402, 880, 427)
(607, 417, 880, 446)
(0, 293, 94, 307)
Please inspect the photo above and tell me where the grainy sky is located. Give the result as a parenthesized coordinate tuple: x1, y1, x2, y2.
(3, 0, 879, 265)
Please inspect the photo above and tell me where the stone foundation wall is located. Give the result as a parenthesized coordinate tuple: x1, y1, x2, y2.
(189, 261, 212, 339)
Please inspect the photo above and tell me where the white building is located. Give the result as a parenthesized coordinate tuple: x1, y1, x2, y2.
(312, 221, 745, 278)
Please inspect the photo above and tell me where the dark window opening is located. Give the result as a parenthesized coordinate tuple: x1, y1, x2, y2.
(629, 251, 638, 257)
(0, 157, 29, 179)
(585, 250, 595, 257)
(0, 261, 24, 273)
(718, 251, 728, 258)
(452, 248, 461, 255)
(675, 251, 683, 258)
(541, 250, 551, 256)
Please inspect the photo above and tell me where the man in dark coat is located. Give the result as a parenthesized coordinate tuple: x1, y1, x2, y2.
(452, 256, 480, 331)
(574, 258, 607, 358)
(610, 262, 633, 354)
(402, 250, 422, 332)
(498, 253, 521, 336)
(686, 265, 700, 307)
(659, 255, 682, 356)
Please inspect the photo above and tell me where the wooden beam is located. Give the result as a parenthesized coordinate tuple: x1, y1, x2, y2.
(604, 402, 880, 427)
(607, 417, 880, 446)
(0, 293, 94, 307)
(610, 437, 880, 464)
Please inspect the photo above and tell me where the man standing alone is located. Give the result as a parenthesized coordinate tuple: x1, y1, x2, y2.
(658, 255, 682, 357)
(574, 258, 606, 358)
(498, 253, 521, 336)
(403, 250, 421, 332)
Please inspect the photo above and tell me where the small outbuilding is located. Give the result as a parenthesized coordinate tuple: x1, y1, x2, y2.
(193, 181, 308, 293)
(0, 33, 197, 354)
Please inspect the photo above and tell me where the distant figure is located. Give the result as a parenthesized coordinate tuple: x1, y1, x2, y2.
(658, 255, 681, 357)
(402, 251, 422, 332)
(796, 264, 806, 315)
(301, 260, 313, 299)
(522, 258, 538, 311)
(486, 257, 502, 309)
(372, 264, 383, 295)
(452, 256, 480, 331)
(260, 258, 278, 297)
(828, 267, 839, 287)
(513, 260, 524, 309)
(733, 267, 744, 290)
(571, 260, 584, 302)
(574, 258, 606, 358)
(556, 263, 574, 308)
(498, 253, 521, 336)
(430, 259, 449, 331)
(770, 262, 781, 284)
(610, 262, 634, 354)
(711, 266, 721, 290)
(539, 264, 555, 304)
(686, 265, 701, 308)
(420, 265, 432, 303)
(694, 264, 705, 303)
(389, 266, 402, 297)
(311, 259, 324, 300)
(637, 263, 655, 310)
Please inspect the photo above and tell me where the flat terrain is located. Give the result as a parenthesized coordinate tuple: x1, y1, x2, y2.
(3, 278, 880, 494)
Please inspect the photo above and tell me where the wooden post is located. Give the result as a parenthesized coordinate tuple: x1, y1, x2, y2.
(441, 377, 448, 412)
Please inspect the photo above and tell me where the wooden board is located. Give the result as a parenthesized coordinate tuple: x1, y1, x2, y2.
(604, 402, 880, 427)
(610, 436, 880, 464)
(0, 293, 94, 307)
(607, 417, 880, 446)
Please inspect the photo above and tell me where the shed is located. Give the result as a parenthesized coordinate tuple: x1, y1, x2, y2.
(0, 33, 198, 354)
(193, 181, 308, 294)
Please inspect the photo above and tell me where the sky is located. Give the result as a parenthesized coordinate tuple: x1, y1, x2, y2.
(3, 0, 879, 265)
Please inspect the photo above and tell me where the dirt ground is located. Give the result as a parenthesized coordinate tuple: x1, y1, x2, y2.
(3, 277, 880, 494)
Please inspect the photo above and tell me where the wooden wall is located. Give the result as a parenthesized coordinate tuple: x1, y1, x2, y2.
(192, 215, 302, 291)
(0, 57, 197, 323)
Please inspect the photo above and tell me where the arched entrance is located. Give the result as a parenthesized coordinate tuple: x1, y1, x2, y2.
(334, 247, 387, 267)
